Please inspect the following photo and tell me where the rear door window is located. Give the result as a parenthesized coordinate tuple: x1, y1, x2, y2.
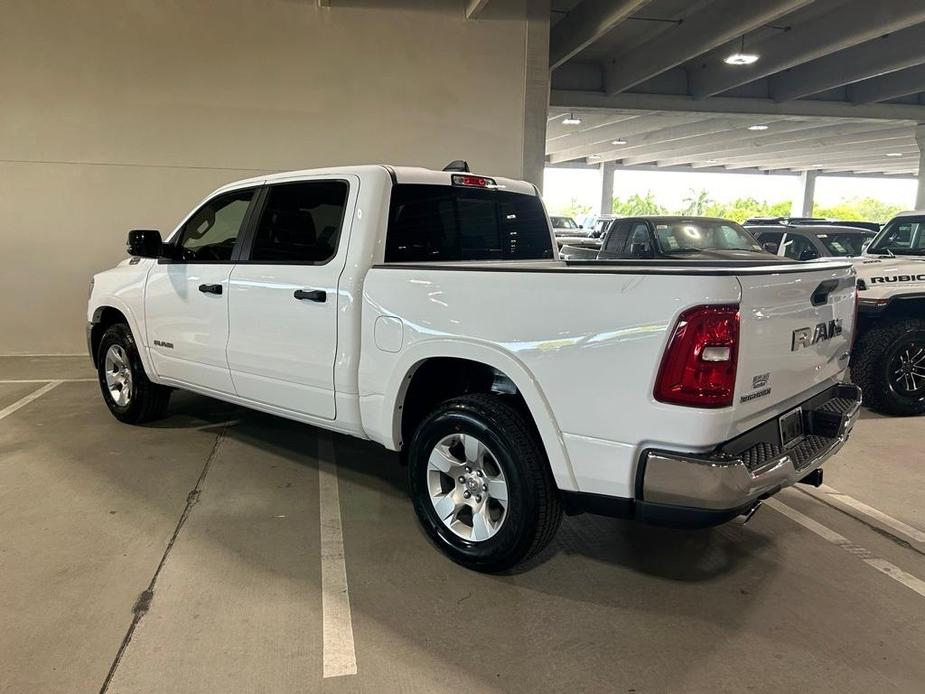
(385, 184, 553, 262)
(248, 180, 349, 263)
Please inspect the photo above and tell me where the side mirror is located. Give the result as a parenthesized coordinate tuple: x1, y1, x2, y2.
(799, 248, 819, 261)
(762, 242, 779, 254)
(630, 243, 652, 258)
(127, 229, 163, 258)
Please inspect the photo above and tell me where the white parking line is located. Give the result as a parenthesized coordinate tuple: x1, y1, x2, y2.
(0, 381, 63, 421)
(813, 485, 925, 545)
(317, 432, 357, 678)
(767, 497, 925, 599)
(0, 378, 96, 383)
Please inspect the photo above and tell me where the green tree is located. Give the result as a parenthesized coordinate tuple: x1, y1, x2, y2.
(559, 197, 592, 219)
(612, 191, 667, 215)
(814, 197, 904, 223)
(681, 188, 714, 215)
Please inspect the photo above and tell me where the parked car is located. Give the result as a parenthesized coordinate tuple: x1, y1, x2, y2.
(571, 213, 617, 238)
(745, 216, 881, 233)
(849, 210, 925, 415)
(88, 164, 860, 571)
(550, 215, 581, 236)
(561, 216, 777, 261)
(747, 224, 877, 260)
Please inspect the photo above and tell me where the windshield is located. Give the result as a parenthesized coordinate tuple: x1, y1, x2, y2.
(550, 216, 578, 229)
(654, 220, 763, 253)
(869, 217, 925, 255)
(816, 231, 875, 257)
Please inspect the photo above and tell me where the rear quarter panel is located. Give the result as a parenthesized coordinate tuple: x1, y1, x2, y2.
(359, 265, 746, 497)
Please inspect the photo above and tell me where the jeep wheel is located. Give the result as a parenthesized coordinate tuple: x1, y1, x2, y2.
(97, 323, 171, 423)
(407, 394, 562, 572)
(853, 318, 925, 416)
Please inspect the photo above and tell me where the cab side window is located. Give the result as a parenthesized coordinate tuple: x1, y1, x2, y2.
(249, 180, 349, 263)
(782, 233, 819, 261)
(177, 189, 255, 262)
(624, 222, 653, 257)
(755, 231, 783, 254)
(603, 221, 630, 254)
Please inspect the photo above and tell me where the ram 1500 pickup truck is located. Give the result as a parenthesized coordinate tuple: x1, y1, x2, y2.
(87, 164, 862, 571)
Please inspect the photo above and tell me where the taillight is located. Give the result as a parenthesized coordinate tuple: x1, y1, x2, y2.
(654, 305, 739, 408)
(452, 174, 496, 188)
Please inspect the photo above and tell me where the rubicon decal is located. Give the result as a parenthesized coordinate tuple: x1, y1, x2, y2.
(792, 319, 842, 351)
(869, 274, 925, 283)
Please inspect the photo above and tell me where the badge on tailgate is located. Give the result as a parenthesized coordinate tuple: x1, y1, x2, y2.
(792, 319, 842, 351)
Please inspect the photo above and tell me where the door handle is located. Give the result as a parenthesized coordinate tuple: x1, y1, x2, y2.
(198, 283, 223, 295)
(294, 289, 326, 303)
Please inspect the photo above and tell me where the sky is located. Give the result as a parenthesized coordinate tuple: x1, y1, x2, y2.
(542, 167, 919, 216)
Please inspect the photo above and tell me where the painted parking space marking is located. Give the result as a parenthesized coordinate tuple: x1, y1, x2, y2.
(807, 483, 925, 545)
(767, 498, 925, 599)
(318, 432, 357, 678)
(0, 381, 63, 421)
(0, 378, 96, 384)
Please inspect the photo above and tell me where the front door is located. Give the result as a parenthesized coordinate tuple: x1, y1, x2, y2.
(226, 176, 357, 419)
(145, 186, 259, 394)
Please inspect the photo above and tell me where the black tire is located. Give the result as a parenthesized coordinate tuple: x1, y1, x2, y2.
(407, 394, 562, 572)
(97, 323, 171, 423)
(853, 317, 925, 416)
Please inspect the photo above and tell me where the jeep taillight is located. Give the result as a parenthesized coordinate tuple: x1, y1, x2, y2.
(654, 305, 739, 408)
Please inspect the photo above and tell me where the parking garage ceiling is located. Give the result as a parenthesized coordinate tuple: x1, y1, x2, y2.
(547, 0, 925, 176)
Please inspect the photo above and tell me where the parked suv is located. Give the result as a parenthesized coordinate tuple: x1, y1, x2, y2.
(748, 224, 876, 260)
(88, 165, 861, 570)
(561, 216, 774, 261)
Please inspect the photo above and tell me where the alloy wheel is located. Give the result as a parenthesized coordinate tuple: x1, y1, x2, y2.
(104, 344, 133, 406)
(426, 433, 509, 542)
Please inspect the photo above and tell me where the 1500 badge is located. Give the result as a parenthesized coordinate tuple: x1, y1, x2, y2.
(792, 319, 842, 351)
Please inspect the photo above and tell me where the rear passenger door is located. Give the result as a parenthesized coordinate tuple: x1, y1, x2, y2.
(226, 176, 358, 419)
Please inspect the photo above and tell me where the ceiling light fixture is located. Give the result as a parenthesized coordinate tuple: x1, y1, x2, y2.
(748, 124, 769, 131)
(725, 36, 759, 65)
(562, 112, 582, 125)
(886, 152, 904, 157)
(611, 138, 628, 145)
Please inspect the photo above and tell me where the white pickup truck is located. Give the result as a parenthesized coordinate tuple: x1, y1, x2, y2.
(87, 164, 861, 571)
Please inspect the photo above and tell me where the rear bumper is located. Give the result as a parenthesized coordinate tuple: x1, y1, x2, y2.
(636, 383, 861, 522)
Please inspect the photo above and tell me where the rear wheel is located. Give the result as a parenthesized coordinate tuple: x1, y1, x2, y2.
(853, 318, 925, 416)
(97, 323, 171, 423)
(408, 394, 562, 572)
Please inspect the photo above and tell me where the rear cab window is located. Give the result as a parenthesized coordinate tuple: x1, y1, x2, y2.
(385, 184, 553, 262)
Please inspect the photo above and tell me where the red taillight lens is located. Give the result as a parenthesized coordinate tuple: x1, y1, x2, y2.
(452, 174, 496, 188)
(654, 304, 739, 408)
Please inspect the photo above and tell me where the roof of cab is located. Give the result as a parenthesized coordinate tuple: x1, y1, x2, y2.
(212, 165, 537, 197)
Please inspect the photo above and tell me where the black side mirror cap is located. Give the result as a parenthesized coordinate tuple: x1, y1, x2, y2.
(127, 229, 163, 258)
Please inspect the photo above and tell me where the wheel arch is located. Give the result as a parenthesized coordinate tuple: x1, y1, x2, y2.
(379, 340, 577, 492)
(88, 300, 155, 378)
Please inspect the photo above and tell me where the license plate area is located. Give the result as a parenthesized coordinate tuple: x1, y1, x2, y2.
(779, 407, 804, 448)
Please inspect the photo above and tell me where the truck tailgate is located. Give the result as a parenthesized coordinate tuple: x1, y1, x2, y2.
(735, 263, 855, 422)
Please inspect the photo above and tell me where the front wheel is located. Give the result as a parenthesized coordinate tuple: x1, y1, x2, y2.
(407, 394, 562, 572)
(97, 323, 171, 423)
(853, 318, 925, 416)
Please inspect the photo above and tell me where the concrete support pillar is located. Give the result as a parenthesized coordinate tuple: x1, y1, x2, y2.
(599, 160, 616, 215)
(915, 124, 925, 209)
(520, 0, 550, 190)
(792, 169, 817, 217)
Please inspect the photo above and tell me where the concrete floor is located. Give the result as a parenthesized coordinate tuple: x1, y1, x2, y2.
(1, 356, 924, 694)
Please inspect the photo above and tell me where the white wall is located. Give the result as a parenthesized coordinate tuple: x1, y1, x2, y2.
(0, 0, 542, 352)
